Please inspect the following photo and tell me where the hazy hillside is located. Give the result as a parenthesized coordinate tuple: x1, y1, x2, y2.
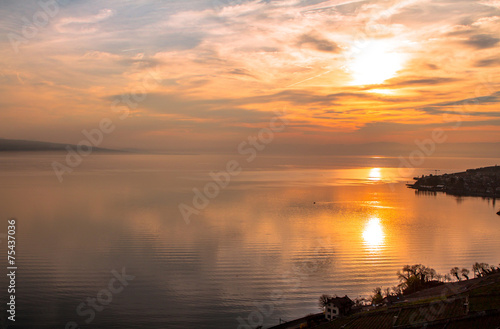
(0, 138, 122, 153)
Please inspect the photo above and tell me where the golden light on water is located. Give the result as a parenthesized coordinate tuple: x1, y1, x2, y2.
(368, 167, 382, 181)
(362, 217, 385, 248)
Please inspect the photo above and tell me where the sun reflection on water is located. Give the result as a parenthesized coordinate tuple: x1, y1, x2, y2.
(368, 168, 382, 181)
(362, 217, 385, 248)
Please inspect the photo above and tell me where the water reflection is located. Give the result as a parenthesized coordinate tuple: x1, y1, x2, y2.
(362, 217, 385, 248)
(1, 154, 500, 329)
(368, 168, 382, 181)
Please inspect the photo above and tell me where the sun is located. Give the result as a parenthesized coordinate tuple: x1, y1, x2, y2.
(347, 39, 406, 86)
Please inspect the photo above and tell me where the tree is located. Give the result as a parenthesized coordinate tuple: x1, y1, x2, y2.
(428, 268, 437, 281)
(372, 287, 383, 305)
(450, 267, 461, 281)
(397, 265, 413, 283)
(391, 285, 402, 296)
(461, 268, 470, 280)
(473, 262, 492, 277)
(318, 294, 331, 310)
(397, 264, 438, 294)
(353, 297, 368, 307)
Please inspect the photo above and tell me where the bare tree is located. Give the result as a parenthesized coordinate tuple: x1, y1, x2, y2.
(372, 287, 383, 305)
(353, 297, 368, 307)
(391, 285, 402, 295)
(319, 294, 331, 310)
(428, 268, 437, 281)
(397, 264, 438, 294)
(450, 267, 461, 281)
(461, 268, 470, 280)
(472, 262, 493, 277)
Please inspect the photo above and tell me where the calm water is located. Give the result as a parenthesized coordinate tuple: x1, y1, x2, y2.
(0, 154, 499, 328)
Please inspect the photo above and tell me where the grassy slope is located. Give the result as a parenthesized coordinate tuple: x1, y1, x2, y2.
(314, 273, 500, 329)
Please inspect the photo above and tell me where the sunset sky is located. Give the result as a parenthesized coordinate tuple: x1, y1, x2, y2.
(1, 0, 499, 154)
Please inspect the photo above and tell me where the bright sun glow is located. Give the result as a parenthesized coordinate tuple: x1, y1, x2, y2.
(362, 217, 385, 247)
(368, 167, 381, 181)
(348, 40, 406, 85)
(368, 88, 397, 95)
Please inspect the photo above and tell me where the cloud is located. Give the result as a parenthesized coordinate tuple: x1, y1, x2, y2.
(108, 92, 277, 124)
(471, 15, 500, 26)
(297, 31, 339, 52)
(474, 57, 500, 67)
(479, 0, 500, 9)
(463, 34, 500, 49)
(357, 119, 500, 139)
(394, 0, 499, 29)
(238, 90, 381, 106)
(56, 8, 115, 34)
(430, 91, 500, 107)
(421, 107, 500, 117)
(226, 68, 257, 78)
(379, 77, 460, 88)
(300, 0, 369, 16)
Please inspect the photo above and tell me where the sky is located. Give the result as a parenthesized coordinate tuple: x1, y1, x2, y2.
(0, 0, 499, 155)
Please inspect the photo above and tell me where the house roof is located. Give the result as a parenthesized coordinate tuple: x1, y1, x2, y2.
(326, 296, 354, 308)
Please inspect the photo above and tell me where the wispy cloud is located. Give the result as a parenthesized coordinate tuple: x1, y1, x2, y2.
(463, 33, 500, 49)
(56, 8, 115, 34)
(297, 31, 339, 52)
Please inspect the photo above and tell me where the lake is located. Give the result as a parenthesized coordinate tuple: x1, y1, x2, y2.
(0, 153, 499, 328)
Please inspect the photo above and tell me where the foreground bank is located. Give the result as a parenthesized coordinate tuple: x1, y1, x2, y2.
(267, 268, 500, 329)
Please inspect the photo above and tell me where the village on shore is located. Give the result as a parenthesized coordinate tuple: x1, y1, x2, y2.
(407, 165, 500, 199)
(266, 263, 500, 329)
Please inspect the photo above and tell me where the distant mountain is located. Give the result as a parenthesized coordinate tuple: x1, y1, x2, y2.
(0, 138, 124, 153)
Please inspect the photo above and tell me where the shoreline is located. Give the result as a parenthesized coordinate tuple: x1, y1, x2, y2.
(269, 272, 500, 329)
(406, 165, 500, 199)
